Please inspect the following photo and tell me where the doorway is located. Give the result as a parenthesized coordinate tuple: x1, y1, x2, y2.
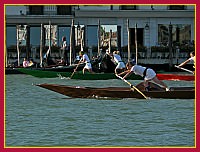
(130, 28, 144, 46)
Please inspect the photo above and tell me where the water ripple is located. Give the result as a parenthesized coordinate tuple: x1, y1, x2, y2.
(5, 75, 195, 147)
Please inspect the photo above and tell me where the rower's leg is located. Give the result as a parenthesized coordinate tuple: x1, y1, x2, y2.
(88, 68, 94, 73)
(114, 68, 118, 74)
(152, 76, 168, 89)
(144, 80, 149, 87)
(83, 68, 85, 74)
(144, 80, 150, 91)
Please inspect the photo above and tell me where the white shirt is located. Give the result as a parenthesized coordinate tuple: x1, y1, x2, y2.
(62, 41, 68, 50)
(131, 65, 146, 77)
(189, 56, 195, 63)
(81, 54, 90, 63)
(76, 56, 80, 60)
(189, 56, 195, 68)
(23, 61, 29, 67)
(113, 54, 122, 63)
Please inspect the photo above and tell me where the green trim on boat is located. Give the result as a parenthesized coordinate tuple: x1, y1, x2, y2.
(17, 68, 142, 80)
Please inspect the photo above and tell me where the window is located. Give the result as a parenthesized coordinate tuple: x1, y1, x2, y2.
(120, 5, 137, 10)
(87, 26, 98, 47)
(158, 24, 191, 46)
(29, 6, 44, 15)
(6, 26, 17, 47)
(30, 26, 40, 47)
(57, 6, 72, 15)
(168, 5, 185, 10)
(58, 26, 71, 46)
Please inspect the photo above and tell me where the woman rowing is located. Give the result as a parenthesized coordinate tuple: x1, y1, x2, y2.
(118, 62, 169, 91)
(113, 51, 126, 74)
(177, 51, 195, 69)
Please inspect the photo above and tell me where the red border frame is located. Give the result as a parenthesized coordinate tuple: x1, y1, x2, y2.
(2, 0, 199, 152)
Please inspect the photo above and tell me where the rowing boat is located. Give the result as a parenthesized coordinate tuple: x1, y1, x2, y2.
(17, 68, 194, 81)
(36, 82, 195, 99)
(17, 68, 142, 80)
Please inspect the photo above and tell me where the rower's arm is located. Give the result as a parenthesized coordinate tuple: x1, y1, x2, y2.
(80, 56, 85, 63)
(123, 70, 133, 79)
(178, 59, 190, 67)
(118, 70, 129, 76)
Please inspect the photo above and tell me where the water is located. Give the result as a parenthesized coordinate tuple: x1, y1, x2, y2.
(5, 74, 195, 147)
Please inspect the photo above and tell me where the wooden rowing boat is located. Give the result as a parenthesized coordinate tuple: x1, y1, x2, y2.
(36, 82, 195, 99)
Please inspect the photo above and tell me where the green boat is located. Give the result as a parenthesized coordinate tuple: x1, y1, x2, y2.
(16, 68, 195, 81)
(17, 68, 142, 80)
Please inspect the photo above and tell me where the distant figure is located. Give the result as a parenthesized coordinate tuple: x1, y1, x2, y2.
(78, 51, 94, 74)
(23, 58, 29, 67)
(76, 55, 81, 61)
(61, 36, 69, 65)
(28, 59, 34, 67)
(119, 62, 169, 91)
(58, 57, 65, 65)
(178, 51, 195, 68)
(43, 48, 51, 66)
(113, 51, 125, 74)
(131, 54, 136, 65)
(74, 55, 81, 64)
(100, 49, 116, 73)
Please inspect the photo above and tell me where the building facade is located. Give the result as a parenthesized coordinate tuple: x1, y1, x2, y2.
(5, 5, 195, 66)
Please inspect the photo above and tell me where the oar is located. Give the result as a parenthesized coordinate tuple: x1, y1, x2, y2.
(175, 65, 194, 75)
(115, 74, 150, 99)
(70, 61, 82, 79)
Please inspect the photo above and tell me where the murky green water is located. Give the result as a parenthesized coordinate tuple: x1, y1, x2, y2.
(5, 74, 195, 147)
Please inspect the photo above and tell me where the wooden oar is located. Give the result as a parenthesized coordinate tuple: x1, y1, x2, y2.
(70, 61, 82, 79)
(175, 65, 194, 75)
(115, 74, 150, 99)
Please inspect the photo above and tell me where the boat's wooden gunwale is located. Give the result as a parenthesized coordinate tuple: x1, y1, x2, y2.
(36, 83, 195, 99)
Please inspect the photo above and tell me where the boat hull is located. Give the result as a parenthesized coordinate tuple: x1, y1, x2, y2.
(17, 68, 142, 80)
(36, 83, 195, 99)
(17, 68, 194, 81)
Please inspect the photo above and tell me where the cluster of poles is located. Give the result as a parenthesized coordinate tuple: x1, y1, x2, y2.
(13, 18, 141, 68)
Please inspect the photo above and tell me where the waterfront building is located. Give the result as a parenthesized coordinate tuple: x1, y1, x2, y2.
(5, 5, 195, 68)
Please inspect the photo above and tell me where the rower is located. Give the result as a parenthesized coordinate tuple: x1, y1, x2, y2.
(177, 51, 195, 69)
(112, 51, 126, 74)
(118, 62, 170, 91)
(78, 51, 94, 74)
(23, 58, 29, 67)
